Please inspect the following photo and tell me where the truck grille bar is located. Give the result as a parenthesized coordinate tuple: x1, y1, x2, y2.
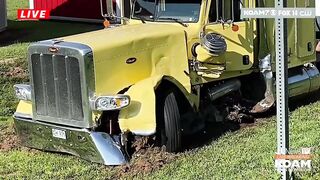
(31, 54, 84, 122)
(28, 41, 94, 128)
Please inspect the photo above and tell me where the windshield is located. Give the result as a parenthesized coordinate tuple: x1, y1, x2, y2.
(132, 0, 202, 22)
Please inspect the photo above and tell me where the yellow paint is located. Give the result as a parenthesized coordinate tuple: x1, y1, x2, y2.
(16, 101, 32, 117)
(62, 24, 192, 134)
(262, 0, 316, 69)
(15, 0, 317, 135)
(119, 76, 162, 134)
(204, 21, 254, 71)
(63, 24, 191, 95)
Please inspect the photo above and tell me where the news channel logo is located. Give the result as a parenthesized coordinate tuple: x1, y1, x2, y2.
(241, 2, 320, 19)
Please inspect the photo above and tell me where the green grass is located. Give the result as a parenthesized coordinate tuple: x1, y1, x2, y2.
(0, 118, 118, 179)
(1, 102, 319, 179)
(145, 103, 320, 179)
(0, 58, 28, 116)
(0, 0, 102, 117)
(0, 1, 115, 179)
(0, 0, 320, 179)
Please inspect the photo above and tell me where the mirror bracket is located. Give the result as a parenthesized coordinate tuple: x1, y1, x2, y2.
(100, 0, 130, 22)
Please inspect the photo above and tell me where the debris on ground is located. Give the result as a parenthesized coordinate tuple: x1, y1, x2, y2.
(0, 66, 27, 79)
(114, 136, 179, 179)
(227, 104, 255, 124)
(0, 59, 28, 80)
(0, 94, 272, 179)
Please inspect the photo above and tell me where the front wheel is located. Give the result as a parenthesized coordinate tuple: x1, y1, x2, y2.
(157, 90, 182, 152)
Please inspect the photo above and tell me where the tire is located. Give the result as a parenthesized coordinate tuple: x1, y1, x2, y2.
(157, 90, 182, 152)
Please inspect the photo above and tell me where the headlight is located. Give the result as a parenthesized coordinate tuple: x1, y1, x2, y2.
(14, 84, 31, 101)
(90, 95, 130, 111)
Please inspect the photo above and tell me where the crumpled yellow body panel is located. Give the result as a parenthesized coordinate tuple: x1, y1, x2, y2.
(63, 24, 191, 135)
(64, 24, 191, 95)
(118, 76, 162, 135)
(16, 24, 191, 135)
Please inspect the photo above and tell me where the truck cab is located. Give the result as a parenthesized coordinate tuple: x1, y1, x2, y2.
(13, 0, 319, 165)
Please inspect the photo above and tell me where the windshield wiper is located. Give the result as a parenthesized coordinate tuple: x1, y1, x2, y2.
(157, 17, 188, 27)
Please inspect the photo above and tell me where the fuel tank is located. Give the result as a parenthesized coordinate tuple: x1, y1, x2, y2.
(288, 63, 320, 97)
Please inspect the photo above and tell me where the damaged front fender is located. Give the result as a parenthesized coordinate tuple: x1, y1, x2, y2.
(118, 76, 163, 136)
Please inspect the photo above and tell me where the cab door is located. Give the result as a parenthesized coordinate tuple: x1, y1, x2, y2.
(205, 0, 254, 71)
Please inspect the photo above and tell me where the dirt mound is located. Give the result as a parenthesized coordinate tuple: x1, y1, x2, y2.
(113, 137, 179, 179)
(0, 66, 27, 79)
(0, 59, 28, 80)
(119, 148, 177, 176)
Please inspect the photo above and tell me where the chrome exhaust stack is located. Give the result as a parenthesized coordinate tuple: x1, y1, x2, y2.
(207, 79, 241, 101)
(251, 54, 275, 113)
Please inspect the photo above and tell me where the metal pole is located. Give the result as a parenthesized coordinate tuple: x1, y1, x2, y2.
(275, 0, 290, 179)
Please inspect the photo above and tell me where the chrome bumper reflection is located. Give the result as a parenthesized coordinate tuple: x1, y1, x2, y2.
(13, 116, 127, 165)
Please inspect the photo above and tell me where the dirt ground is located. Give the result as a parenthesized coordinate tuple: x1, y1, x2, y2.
(1, 99, 319, 178)
(0, 116, 260, 179)
(114, 147, 179, 178)
(0, 122, 20, 152)
(0, 122, 180, 178)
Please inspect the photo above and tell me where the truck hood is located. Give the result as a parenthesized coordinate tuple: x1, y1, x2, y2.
(63, 24, 189, 95)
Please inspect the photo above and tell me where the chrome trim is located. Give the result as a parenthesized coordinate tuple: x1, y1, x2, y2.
(13, 84, 32, 101)
(90, 95, 130, 111)
(252, 58, 320, 113)
(207, 79, 241, 101)
(200, 33, 227, 56)
(251, 54, 275, 113)
(28, 40, 95, 128)
(14, 115, 127, 165)
(13, 112, 32, 119)
(288, 63, 320, 97)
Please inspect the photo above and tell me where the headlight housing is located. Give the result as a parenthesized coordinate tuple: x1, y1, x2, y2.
(14, 84, 31, 101)
(90, 95, 130, 111)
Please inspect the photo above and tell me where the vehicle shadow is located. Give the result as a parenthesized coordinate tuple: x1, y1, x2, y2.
(183, 121, 240, 150)
(289, 91, 320, 111)
(0, 20, 103, 47)
(182, 91, 320, 151)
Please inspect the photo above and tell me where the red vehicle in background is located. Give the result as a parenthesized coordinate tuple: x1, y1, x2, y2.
(29, 0, 121, 22)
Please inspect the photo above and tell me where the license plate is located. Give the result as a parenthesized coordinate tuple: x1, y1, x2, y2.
(52, 129, 66, 140)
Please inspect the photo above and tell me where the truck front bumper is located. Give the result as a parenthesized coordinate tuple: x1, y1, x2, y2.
(13, 115, 128, 165)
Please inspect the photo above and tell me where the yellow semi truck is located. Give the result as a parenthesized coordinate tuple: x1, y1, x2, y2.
(13, 0, 319, 165)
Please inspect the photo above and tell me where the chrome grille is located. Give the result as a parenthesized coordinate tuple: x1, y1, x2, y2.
(31, 54, 84, 122)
